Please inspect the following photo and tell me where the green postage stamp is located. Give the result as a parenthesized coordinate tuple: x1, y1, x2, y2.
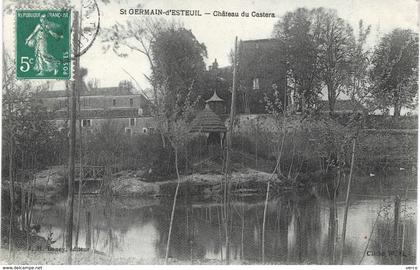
(16, 10, 71, 79)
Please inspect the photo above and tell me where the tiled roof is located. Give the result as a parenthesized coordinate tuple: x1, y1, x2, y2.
(53, 108, 142, 120)
(35, 90, 67, 98)
(206, 91, 224, 102)
(241, 38, 280, 44)
(35, 86, 136, 98)
(83, 87, 133, 96)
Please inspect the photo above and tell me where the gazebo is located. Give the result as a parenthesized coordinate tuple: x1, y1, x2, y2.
(190, 103, 227, 147)
(205, 90, 225, 115)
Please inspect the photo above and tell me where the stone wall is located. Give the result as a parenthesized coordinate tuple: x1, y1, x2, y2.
(53, 116, 157, 135)
(227, 113, 302, 134)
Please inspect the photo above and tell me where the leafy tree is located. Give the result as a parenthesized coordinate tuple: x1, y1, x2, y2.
(273, 8, 323, 114)
(347, 20, 371, 107)
(195, 58, 232, 112)
(102, 19, 206, 147)
(87, 78, 100, 90)
(118, 80, 134, 92)
(274, 8, 358, 114)
(312, 8, 355, 114)
(2, 53, 57, 172)
(151, 26, 207, 117)
(370, 28, 418, 116)
(2, 52, 59, 256)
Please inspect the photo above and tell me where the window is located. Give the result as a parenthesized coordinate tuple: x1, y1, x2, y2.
(129, 98, 133, 107)
(58, 100, 67, 109)
(83, 98, 90, 107)
(112, 99, 116, 106)
(130, 118, 135, 126)
(142, 128, 148, 133)
(82, 119, 91, 127)
(125, 128, 132, 136)
(253, 78, 260, 90)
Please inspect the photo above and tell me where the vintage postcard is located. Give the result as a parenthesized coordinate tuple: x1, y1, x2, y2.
(1, 0, 418, 268)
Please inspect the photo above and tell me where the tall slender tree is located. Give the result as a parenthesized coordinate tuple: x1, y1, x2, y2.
(370, 28, 418, 116)
(347, 20, 371, 107)
(273, 8, 323, 113)
(313, 8, 355, 114)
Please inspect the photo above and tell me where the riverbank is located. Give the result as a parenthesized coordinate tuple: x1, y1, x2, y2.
(4, 162, 414, 202)
(0, 249, 227, 264)
(111, 167, 293, 198)
(1, 164, 300, 211)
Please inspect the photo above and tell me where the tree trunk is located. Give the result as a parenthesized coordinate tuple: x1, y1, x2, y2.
(241, 202, 245, 260)
(262, 181, 270, 263)
(340, 138, 356, 264)
(21, 183, 26, 231)
(328, 200, 336, 264)
(217, 206, 224, 262)
(27, 169, 37, 252)
(65, 80, 77, 263)
(328, 83, 336, 115)
(165, 148, 180, 264)
(393, 195, 401, 243)
(393, 104, 401, 117)
(8, 137, 15, 258)
(37, 170, 51, 225)
(65, 12, 80, 264)
(222, 36, 238, 264)
(75, 82, 83, 248)
(86, 212, 91, 250)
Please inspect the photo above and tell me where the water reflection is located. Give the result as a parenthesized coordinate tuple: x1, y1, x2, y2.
(34, 191, 416, 264)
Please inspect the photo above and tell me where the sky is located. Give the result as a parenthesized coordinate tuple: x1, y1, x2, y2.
(3, 0, 419, 92)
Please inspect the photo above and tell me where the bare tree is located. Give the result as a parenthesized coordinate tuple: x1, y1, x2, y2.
(3, 52, 16, 258)
(163, 93, 198, 264)
(102, 18, 175, 109)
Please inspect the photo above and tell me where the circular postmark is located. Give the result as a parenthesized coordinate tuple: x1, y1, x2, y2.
(71, 0, 100, 59)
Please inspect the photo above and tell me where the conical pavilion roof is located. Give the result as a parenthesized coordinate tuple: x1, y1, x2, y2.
(190, 104, 227, 133)
(205, 90, 224, 102)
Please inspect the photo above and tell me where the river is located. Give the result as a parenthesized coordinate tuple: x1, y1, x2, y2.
(33, 181, 416, 264)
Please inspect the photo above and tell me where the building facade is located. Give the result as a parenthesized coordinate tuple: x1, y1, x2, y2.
(36, 85, 156, 136)
(237, 39, 287, 114)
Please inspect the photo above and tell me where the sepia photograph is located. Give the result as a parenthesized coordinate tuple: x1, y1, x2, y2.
(1, 0, 418, 267)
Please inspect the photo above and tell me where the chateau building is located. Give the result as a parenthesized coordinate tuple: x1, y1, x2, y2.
(36, 84, 155, 136)
(237, 38, 287, 114)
